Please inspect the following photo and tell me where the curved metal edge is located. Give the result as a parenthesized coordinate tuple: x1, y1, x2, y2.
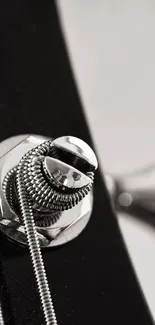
(0, 134, 93, 248)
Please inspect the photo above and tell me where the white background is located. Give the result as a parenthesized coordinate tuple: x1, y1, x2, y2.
(57, 0, 155, 321)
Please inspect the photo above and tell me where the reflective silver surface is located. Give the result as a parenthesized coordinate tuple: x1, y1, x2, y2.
(44, 156, 91, 189)
(51, 136, 98, 171)
(0, 134, 94, 247)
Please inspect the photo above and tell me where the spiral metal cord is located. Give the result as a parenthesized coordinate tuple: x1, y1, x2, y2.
(3, 140, 94, 226)
(2, 140, 94, 325)
(16, 158, 58, 325)
(3, 167, 17, 215)
(2, 167, 61, 228)
(23, 147, 94, 212)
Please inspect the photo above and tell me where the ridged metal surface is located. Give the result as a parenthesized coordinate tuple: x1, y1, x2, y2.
(2, 139, 95, 324)
(3, 167, 17, 214)
(16, 158, 58, 325)
(23, 143, 94, 213)
(3, 140, 94, 226)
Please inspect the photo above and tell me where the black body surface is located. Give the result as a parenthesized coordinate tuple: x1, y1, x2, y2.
(0, 1, 153, 324)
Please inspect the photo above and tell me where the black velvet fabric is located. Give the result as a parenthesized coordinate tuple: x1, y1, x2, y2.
(0, 1, 153, 324)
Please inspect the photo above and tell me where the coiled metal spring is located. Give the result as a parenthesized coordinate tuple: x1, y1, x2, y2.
(2, 140, 94, 325)
(3, 140, 94, 226)
(16, 159, 58, 325)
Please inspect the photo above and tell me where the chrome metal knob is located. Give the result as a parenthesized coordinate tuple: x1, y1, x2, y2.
(51, 136, 98, 172)
(0, 134, 98, 325)
(44, 136, 98, 190)
(0, 134, 98, 247)
(43, 156, 91, 189)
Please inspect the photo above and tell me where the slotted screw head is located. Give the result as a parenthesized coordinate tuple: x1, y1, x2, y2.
(50, 136, 98, 172)
(0, 134, 98, 247)
(44, 157, 91, 189)
(44, 136, 98, 190)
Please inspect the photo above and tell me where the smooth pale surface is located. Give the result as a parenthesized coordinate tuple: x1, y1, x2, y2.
(57, 0, 155, 320)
